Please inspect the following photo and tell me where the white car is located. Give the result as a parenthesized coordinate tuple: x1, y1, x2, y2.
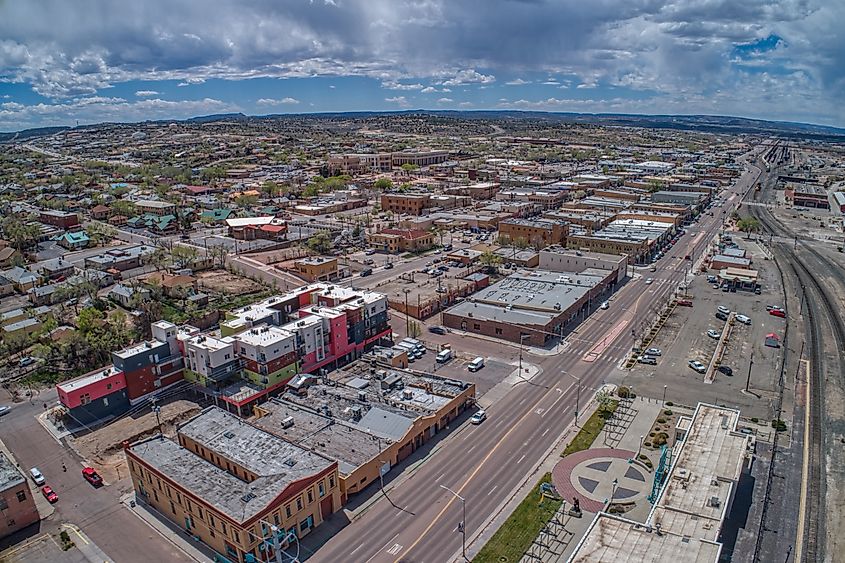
(707, 329, 721, 339)
(470, 410, 487, 424)
(688, 360, 707, 374)
(645, 348, 662, 356)
(717, 305, 731, 315)
(645, 278, 654, 285)
(600, 301, 609, 310)
(735, 314, 751, 325)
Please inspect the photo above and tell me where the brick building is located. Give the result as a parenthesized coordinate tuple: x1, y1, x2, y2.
(498, 218, 569, 248)
(368, 229, 434, 253)
(380, 193, 430, 216)
(0, 452, 39, 538)
(293, 257, 338, 282)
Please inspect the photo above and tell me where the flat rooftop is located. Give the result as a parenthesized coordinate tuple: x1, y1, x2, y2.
(113, 339, 166, 359)
(569, 513, 721, 563)
(234, 324, 295, 347)
(0, 452, 25, 491)
(58, 366, 121, 393)
(130, 407, 334, 523)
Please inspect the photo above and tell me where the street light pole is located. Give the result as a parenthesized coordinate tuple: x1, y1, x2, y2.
(439, 485, 467, 561)
(662, 384, 667, 406)
(745, 350, 754, 393)
(566, 372, 582, 425)
(403, 289, 411, 336)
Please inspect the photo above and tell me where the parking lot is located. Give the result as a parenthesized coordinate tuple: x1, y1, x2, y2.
(624, 238, 787, 420)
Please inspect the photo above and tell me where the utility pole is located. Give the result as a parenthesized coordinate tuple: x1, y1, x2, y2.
(567, 372, 582, 426)
(662, 384, 667, 406)
(440, 485, 467, 561)
(403, 289, 411, 337)
(151, 398, 162, 437)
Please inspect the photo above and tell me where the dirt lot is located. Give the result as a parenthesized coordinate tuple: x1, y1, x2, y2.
(246, 247, 311, 265)
(196, 269, 265, 295)
(69, 399, 201, 482)
(622, 236, 788, 422)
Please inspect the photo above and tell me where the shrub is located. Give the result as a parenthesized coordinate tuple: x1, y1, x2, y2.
(664, 410, 673, 416)
(643, 441, 652, 448)
(653, 432, 669, 446)
(665, 401, 674, 407)
(649, 432, 655, 437)
(772, 419, 787, 432)
(657, 417, 666, 424)
(751, 417, 759, 423)
(617, 386, 630, 398)
(638, 454, 649, 461)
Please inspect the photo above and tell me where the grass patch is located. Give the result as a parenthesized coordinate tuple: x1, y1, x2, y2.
(561, 400, 619, 457)
(473, 473, 562, 563)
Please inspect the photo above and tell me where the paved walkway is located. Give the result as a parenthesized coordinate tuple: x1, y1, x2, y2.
(551, 448, 642, 513)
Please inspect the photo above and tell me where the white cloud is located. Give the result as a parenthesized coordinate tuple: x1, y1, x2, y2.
(442, 69, 496, 86)
(177, 77, 206, 87)
(505, 78, 530, 86)
(329, 85, 336, 89)
(135, 90, 159, 97)
(420, 86, 437, 93)
(458, 101, 473, 108)
(381, 81, 424, 90)
(441, 88, 451, 93)
(436, 97, 453, 103)
(256, 97, 300, 106)
(385, 96, 410, 108)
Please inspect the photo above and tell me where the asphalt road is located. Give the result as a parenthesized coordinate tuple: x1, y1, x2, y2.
(310, 164, 762, 563)
(0, 390, 186, 562)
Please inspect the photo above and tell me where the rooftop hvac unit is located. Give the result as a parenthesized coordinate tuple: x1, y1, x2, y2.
(281, 416, 294, 429)
(358, 390, 367, 402)
(402, 389, 414, 400)
(708, 496, 721, 508)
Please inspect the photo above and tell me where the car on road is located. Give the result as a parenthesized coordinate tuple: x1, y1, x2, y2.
(600, 301, 609, 310)
(769, 308, 786, 318)
(467, 357, 485, 372)
(688, 360, 707, 374)
(365, 248, 376, 255)
(0, 406, 10, 417)
(359, 268, 373, 277)
(428, 326, 447, 335)
(766, 304, 781, 311)
(707, 329, 721, 339)
(362, 258, 374, 265)
(637, 355, 657, 365)
(735, 314, 751, 325)
(715, 311, 729, 321)
(649, 265, 657, 272)
(41, 485, 58, 503)
(82, 467, 103, 487)
(383, 262, 394, 269)
(677, 299, 693, 307)
(717, 305, 731, 315)
(645, 348, 662, 356)
(717, 365, 734, 376)
(469, 410, 487, 425)
(645, 278, 654, 285)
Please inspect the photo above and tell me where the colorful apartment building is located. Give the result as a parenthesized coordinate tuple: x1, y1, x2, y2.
(56, 366, 129, 426)
(111, 321, 185, 404)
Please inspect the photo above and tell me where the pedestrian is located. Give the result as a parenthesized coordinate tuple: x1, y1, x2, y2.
(62, 463, 66, 472)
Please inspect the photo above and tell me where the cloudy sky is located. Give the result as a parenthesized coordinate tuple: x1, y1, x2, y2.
(0, 0, 843, 130)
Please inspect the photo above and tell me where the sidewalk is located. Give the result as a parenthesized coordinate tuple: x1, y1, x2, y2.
(0, 524, 111, 563)
(121, 493, 214, 562)
(477, 363, 541, 408)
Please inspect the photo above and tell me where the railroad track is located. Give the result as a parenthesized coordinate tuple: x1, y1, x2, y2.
(745, 186, 845, 563)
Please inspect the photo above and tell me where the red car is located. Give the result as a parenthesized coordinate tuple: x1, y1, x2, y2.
(41, 485, 58, 503)
(769, 308, 786, 318)
(677, 299, 694, 307)
(82, 467, 103, 487)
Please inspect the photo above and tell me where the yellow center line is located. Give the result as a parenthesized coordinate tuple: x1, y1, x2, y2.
(394, 374, 581, 562)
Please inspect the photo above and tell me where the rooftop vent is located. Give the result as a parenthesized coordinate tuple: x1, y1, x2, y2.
(223, 431, 235, 439)
(281, 416, 294, 429)
(241, 492, 256, 503)
(284, 458, 298, 468)
(708, 496, 721, 508)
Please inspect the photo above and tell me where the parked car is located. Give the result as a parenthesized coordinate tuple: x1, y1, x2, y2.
(677, 299, 693, 307)
(359, 268, 373, 277)
(428, 326, 447, 335)
(82, 467, 103, 487)
(383, 262, 394, 269)
(362, 258, 374, 265)
(435, 349, 452, 363)
(715, 311, 729, 321)
(735, 314, 751, 325)
(645, 278, 654, 285)
(29, 467, 45, 485)
(470, 410, 487, 424)
(717, 305, 731, 315)
(600, 301, 609, 310)
(645, 348, 662, 356)
(766, 304, 781, 311)
(637, 355, 657, 365)
(0, 406, 10, 417)
(365, 248, 376, 255)
(688, 360, 707, 374)
(467, 357, 485, 372)
(717, 365, 734, 376)
(707, 329, 721, 339)
(769, 308, 786, 318)
(41, 485, 58, 503)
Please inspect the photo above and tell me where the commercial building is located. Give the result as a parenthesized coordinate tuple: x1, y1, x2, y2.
(0, 452, 40, 538)
(136, 200, 177, 216)
(651, 190, 707, 208)
(566, 230, 650, 264)
(442, 269, 617, 346)
(84, 245, 157, 272)
(710, 254, 751, 270)
(380, 193, 430, 216)
(568, 403, 752, 563)
(126, 407, 341, 563)
(368, 228, 434, 253)
(225, 217, 287, 240)
(38, 209, 80, 229)
(293, 256, 339, 282)
(791, 185, 830, 209)
(539, 246, 628, 285)
(832, 191, 845, 213)
(253, 360, 475, 501)
(328, 151, 448, 174)
(498, 218, 569, 248)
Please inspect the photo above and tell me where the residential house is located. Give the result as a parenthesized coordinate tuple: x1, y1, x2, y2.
(31, 258, 75, 281)
(2, 267, 38, 292)
(0, 275, 14, 297)
(109, 284, 150, 307)
(90, 204, 111, 220)
(0, 247, 20, 268)
(55, 231, 90, 250)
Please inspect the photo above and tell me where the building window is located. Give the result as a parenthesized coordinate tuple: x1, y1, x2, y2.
(296, 497, 303, 511)
(473, 323, 480, 330)
(307, 489, 313, 503)
(495, 328, 502, 335)
(16, 491, 26, 502)
(274, 513, 280, 526)
(329, 475, 335, 489)
(7, 519, 14, 527)
(170, 501, 176, 514)
(209, 528, 215, 538)
(318, 482, 325, 498)
(209, 514, 216, 528)
(285, 505, 292, 518)
(221, 522, 227, 536)
(106, 383, 112, 390)
(233, 531, 240, 544)
(153, 490, 159, 502)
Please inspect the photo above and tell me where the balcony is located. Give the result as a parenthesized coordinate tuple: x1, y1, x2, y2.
(202, 359, 245, 382)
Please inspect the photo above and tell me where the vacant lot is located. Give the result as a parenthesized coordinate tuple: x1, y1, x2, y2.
(197, 269, 264, 295)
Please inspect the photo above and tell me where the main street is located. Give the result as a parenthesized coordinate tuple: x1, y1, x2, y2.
(310, 161, 763, 563)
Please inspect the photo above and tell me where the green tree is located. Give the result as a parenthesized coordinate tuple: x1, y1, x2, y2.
(646, 180, 663, 193)
(400, 163, 419, 174)
(373, 178, 393, 191)
(76, 307, 104, 333)
(306, 232, 332, 254)
(302, 184, 321, 198)
(234, 194, 259, 208)
(479, 251, 503, 272)
(171, 245, 199, 269)
(2, 216, 41, 252)
(87, 222, 117, 246)
(142, 247, 169, 271)
(737, 217, 761, 234)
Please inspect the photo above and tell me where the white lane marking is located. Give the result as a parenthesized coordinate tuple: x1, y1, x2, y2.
(542, 427, 550, 437)
(488, 485, 498, 496)
(366, 532, 400, 563)
(350, 543, 365, 555)
(435, 472, 445, 482)
(387, 543, 403, 555)
(540, 382, 575, 418)
(517, 454, 526, 464)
